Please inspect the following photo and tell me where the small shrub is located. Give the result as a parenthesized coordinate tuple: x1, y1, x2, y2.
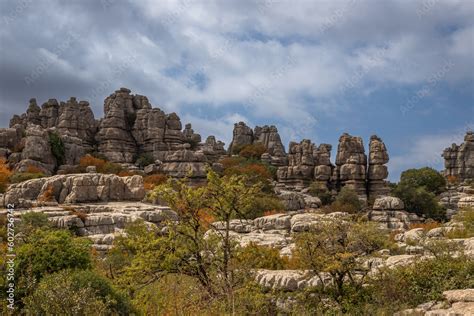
(263, 210, 284, 216)
(117, 171, 135, 177)
(71, 210, 88, 222)
(10, 172, 45, 183)
(0, 158, 12, 193)
(144, 174, 168, 190)
(246, 195, 285, 219)
(446, 175, 458, 185)
(335, 186, 362, 211)
(239, 143, 267, 160)
(309, 182, 333, 205)
(408, 221, 441, 232)
(79, 155, 123, 174)
(136, 153, 154, 168)
(235, 242, 288, 270)
(48, 132, 65, 165)
(25, 165, 43, 174)
(446, 207, 474, 238)
(38, 184, 55, 203)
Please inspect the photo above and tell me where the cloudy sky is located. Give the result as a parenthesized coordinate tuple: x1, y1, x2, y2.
(0, 0, 473, 181)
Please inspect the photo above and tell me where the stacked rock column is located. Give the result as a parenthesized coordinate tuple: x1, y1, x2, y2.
(367, 135, 390, 199)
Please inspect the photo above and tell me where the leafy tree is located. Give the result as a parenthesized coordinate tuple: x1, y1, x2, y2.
(292, 217, 390, 309)
(24, 269, 133, 315)
(398, 167, 446, 194)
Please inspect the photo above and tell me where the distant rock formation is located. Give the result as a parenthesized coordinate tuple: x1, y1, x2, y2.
(229, 122, 287, 166)
(1, 88, 227, 181)
(442, 131, 474, 182)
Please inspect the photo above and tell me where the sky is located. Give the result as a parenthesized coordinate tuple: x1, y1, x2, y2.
(0, 0, 473, 181)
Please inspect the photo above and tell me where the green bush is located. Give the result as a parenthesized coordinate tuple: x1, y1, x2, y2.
(369, 255, 474, 311)
(398, 167, 446, 194)
(10, 172, 45, 183)
(393, 184, 446, 220)
(48, 132, 65, 166)
(335, 186, 362, 211)
(136, 153, 154, 168)
(24, 269, 133, 315)
(246, 194, 285, 219)
(235, 242, 288, 270)
(16, 230, 92, 281)
(309, 182, 333, 205)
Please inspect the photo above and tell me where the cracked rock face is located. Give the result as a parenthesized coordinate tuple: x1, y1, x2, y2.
(443, 131, 474, 182)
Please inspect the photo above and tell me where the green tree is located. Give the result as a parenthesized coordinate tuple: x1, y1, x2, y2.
(393, 185, 445, 220)
(24, 269, 133, 315)
(293, 217, 390, 309)
(399, 167, 446, 194)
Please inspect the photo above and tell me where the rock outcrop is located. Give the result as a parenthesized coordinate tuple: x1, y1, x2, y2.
(335, 133, 367, 198)
(2, 173, 145, 207)
(368, 196, 423, 229)
(442, 131, 474, 183)
(228, 122, 287, 166)
(367, 135, 390, 198)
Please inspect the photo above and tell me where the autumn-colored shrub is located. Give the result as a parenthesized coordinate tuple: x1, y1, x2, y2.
(79, 155, 123, 174)
(38, 184, 55, 203)
(409, 221, 441, 232)
(26, 165, 44, 174)
(197, 209, 215, 228)
(117, 171, 135, 177)
(263, 210, 284, 216)
(239, 143, 267, 160)
(446, 175, 458, 185)
(0, 158, 12, 193)
(79, 154, 107, 171)
(71, 210, 88, 222)
(144, 174, 168, 190)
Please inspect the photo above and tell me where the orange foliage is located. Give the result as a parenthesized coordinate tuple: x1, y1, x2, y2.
(197, 209, 215, 229)
(38, 184, 55, 202)
(117, 171, 135, 177)
(239, 143, 267, 159)
(26, 165, 43, 174)
(409, 221, 441, 232)
(219, 156, 245, 170)
(144, 174, 168, 190)
(447, 175, 458, 185)
(79, 154, 107, 171)
(263, 210, 284, 216)
(224, 163, 272, 180)
(0, 158, 12, 193)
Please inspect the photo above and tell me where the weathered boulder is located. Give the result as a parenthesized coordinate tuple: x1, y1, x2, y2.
(3, 173, 145, 207)
(369, 196, 423, 230)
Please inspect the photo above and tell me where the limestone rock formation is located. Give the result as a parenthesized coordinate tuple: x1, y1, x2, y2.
(276, 139, 315, 187)
(369, 196, 423, 229)
(367, 135, 390, 198)
(228, 122, 287, 166)
(3, 173, 145, 207)
(443, 131, 474, 182)
(335, 133, 367, 197)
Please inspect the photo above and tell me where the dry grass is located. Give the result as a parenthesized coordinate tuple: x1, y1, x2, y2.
(409, 221, 442, 232)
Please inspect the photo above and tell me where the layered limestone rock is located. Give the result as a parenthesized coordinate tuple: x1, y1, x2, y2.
(96, 88, 139, 162)
(228, 121, 254, 154)
(228, 122, 287, 166)
(276, 140, 315, 187)
(335, 133, 367, 197)
(442, 131, 474, 182)
(312, 143, 333, 189)
(2, 173, 145, 208)
(368, 196, 423, 230)
(367, 135, 390, 198)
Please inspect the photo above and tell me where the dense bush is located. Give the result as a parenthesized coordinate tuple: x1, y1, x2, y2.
(235, 242, 288, 270)
(79, 154, 123, 174)
(48, 132, 65, 166)
(24, 269, 133, 315)
(238, 143, 267, 159)
(143, 174, 168, 190)
(334, 186, 362, 211)
(308, 182, 333, 205)
(10, 171, 45, 183)
(398, 167, 446, 194)
(393, 185, 445, 220)
(246, 195, 285, 219)
(16, 230, 92, 282)
(135, 153, 154, 168)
